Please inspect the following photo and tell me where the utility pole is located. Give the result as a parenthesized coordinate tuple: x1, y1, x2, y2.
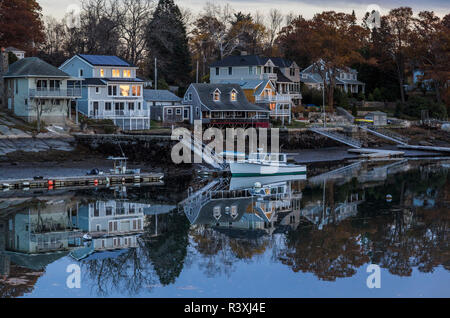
(322, 83, 326, 128)
(196, 60, 199, 83)
(154, 58, 157, 90)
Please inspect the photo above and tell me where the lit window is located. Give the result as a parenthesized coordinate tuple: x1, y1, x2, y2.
(123, 70, 131, 78)
(100, 69, 105, 77)
(231, 90, 237, 101)
(120, 85, 130, 96)
(213, 90, 220, 101)
(112, 69, 120, 77)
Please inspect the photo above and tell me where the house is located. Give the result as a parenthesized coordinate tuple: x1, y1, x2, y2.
(59, 54, 148, 131)
(365, 111, 387, 126)
(4, 200, 81, 254)
(182, 83, 270, 128)
(300, 60, 365, 94)
(143, 89, 188, 123)
(5, 47, 25, 60)
(2, 57, 82, 124)
(210, 54, 302, 123)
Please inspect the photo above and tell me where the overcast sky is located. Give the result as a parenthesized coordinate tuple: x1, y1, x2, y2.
(38, 0, 450, 21)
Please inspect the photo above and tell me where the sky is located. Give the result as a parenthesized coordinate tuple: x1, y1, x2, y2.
(38, 0, 450, 21)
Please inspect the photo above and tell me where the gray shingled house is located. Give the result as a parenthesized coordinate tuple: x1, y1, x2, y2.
(143, 89, 188, 123)
(182, 83, 269, 128)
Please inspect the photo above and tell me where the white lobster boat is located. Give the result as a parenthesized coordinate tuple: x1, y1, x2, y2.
(229, 152, 306, 177)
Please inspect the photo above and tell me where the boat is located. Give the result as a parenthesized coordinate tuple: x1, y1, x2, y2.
(229, 151, 307, 177)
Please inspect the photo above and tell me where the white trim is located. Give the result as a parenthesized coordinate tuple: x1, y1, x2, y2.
(59, 55, 93, 70)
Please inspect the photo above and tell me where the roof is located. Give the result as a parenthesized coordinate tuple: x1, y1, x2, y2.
(210, 55, 270, 67)
(4, 57, 70, 78)
(190, 83, 269, 112)
(143, 89, 182, 102)
(77, 54, 135, 67)
(275, 68, 293, 83)
(5, 46, 25, 53)
(82, 78, 106, 86)
(270, 57, 293, 68)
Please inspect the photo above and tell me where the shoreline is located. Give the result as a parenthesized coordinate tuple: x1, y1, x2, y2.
(0, 146, 446, 181)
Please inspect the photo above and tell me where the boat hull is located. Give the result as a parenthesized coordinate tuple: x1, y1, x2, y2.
(230, 162, 307, 177)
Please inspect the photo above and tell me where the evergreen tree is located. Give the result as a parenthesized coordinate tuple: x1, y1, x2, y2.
(146, 0, 192, 87)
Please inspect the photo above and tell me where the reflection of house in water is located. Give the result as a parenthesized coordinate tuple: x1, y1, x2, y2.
(3, 198, 81, 254)
(182, 177, 305, 235)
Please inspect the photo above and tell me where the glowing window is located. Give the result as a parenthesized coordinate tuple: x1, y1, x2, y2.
(231, 90, 237, 101)
(120, 85, 130, 96)
(214, 91, 220, 101)
(123, 70, 131, 78)
(100, 69, 105, 77)
(112, 69, 120, 77)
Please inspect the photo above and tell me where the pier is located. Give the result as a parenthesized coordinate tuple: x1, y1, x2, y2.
(0, 172, 164, 191)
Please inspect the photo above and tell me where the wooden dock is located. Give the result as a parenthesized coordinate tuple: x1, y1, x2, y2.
(0, 172, 164, 191)
(348, 148, 405, 158)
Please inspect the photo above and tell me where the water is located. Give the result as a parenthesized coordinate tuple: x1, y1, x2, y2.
(0, 159, 449, 298)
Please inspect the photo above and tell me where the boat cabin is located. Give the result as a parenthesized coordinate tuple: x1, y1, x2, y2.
(248, 153, 287, 164)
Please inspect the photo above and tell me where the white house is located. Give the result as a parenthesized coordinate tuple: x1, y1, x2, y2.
(300, 60, 365, 94)
(3, 57, 82, 125)
(59, 54, 149, 131)
(5, 47, 25, 60)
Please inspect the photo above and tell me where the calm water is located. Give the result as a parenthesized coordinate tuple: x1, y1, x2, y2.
(0, 159, 449, 298)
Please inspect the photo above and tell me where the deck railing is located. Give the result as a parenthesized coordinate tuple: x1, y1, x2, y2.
(29, 88, 82, 98)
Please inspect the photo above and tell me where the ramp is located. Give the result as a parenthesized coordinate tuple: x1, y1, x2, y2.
(309, 128, 362, 148)
(359, 126, 408, 146)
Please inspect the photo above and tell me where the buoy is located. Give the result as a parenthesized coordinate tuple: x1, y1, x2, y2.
(48, 185, 53, 190)
(94, 179, 98, 186)
(48, 180, 54, 186)
(386, 194, 392, 203)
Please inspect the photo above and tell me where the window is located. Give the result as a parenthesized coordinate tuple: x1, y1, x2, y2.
(176, 108, 182, 115)
(137, 102, 141, 110)
(123, 70, 131, 78)
(128, 102, 134, 110)
(132, 85, 141, 96)
(228, 67, 233, 75)
(120, 85, 130, 96)
(105, 102, 112, 111)
(15, 79, 18, 94)
(290, 68, 295, 76)
(167, 108, 173, 115)
(79, 69, 83, 77)
(108, 85, 117, 96)
(188, 93, 192, 101)
(95, 87, 100, 94)
(184, 108, 189, 119)
(213, 89, 220, 101)
(230, 90, 237, 101)
(249, 66, 253, 75)
(112, 69, 120, 77)
(216, 67, 219, 76)
(100, 69, 105, 77)
(196, 107, 200, 117)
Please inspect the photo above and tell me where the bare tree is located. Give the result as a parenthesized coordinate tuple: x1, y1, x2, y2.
(267, 9, 283, 47)
(120, 0, 154, 66)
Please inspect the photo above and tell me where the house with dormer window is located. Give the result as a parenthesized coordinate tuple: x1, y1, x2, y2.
(210, 54, 302, 124)
(300, 60, 365, 94)
(182, 83, 269, 128)
(59, 54, 149, 130)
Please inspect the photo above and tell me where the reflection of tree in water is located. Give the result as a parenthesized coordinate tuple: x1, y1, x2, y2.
(81, 245, 157, 297)
(81, 212, 190, 296)
(280, 222, 369, 281)
(142, 212, 190, 286)
(190, 226, 271, 278)
(279, 166, 449, 280)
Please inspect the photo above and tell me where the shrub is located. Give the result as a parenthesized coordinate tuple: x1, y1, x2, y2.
(373, 88, 382, 101)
